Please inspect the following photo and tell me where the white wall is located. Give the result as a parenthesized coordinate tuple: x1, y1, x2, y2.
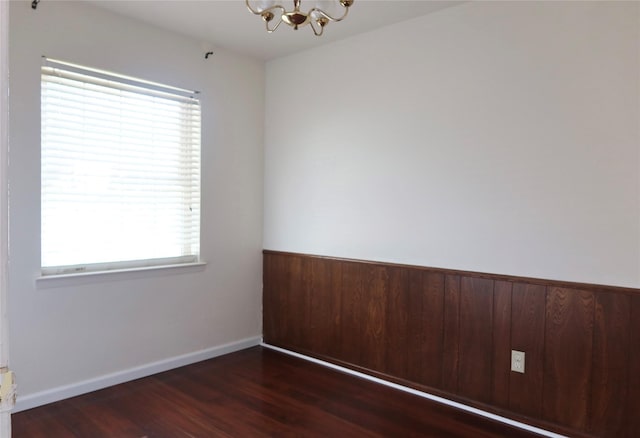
(264, 1, 640, 288)
(9, 1, 264, 407)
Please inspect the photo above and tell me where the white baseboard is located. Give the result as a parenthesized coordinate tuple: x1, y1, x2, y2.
(261, 343, 567, 438)
(13, 336, 262, 413)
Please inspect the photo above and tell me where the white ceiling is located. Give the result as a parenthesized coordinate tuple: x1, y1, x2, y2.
(89, 0, 463, 61)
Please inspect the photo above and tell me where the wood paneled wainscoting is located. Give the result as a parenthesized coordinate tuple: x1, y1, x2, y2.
(263, 250, 640, 438)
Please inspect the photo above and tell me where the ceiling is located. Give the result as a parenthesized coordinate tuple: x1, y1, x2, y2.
(89, 0, 463, 61)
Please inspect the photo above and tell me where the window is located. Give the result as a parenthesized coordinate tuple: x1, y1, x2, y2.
(41, 58, 201, 275)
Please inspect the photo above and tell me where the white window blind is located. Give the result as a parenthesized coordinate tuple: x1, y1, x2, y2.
(41, 58, 201, 275)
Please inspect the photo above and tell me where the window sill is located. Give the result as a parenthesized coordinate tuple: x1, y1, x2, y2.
(35, 262, 207, 289)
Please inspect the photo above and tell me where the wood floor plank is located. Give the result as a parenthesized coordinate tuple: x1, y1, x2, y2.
(13, 347, 545, 438)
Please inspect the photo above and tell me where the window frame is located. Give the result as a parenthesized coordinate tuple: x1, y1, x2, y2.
(40, 57, 202, 277)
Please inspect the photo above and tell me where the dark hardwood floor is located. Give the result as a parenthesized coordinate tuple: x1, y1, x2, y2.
(13, 346, 546, 437)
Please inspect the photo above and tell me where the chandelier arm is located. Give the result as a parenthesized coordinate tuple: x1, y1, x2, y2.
(266, 17, 284, 33)
(245, 1, 284, 16)
(245, 2, 285, 32)
(309, 20, 325, 36)
(307, 5, 350, 23)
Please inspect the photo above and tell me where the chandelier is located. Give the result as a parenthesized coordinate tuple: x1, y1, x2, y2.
(245, 0, 354, 36)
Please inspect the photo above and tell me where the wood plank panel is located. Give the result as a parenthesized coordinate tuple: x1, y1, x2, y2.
(421, 272, 445, 388)
(265, 253, 300, 348)
(406, 270, 426, 384)
(442, 274, 461, 394)
(326, 260, 344, 359)
(308, 257, 333, 357)
(589, 291, 631, 437)
(263, 253, 287, 345)
(384, 267, 409, 379)
(286, 255, 306, 349)
(543, 287, 594, 430)
(492, 280, 512, 409)
(339, 260, 365, 365)
(458, 276, 494, 404)
(627, 295, 640, 438)
(360, 265, 388, 373)
(509, 283, 546, 418)
(406, 271, 445, 388)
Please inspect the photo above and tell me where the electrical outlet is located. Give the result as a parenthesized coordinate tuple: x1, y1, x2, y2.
(511, 350, 525, 373)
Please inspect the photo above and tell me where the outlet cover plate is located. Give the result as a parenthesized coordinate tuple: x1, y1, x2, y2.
(511, 350, 525, 373)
